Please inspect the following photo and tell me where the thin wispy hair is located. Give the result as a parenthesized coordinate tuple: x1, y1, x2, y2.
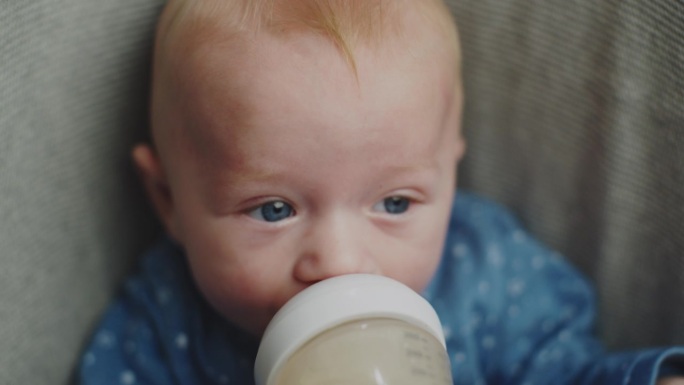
(157, 0, 457, 75)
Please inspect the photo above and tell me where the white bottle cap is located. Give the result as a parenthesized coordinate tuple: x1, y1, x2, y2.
(254, 274, 445, 385)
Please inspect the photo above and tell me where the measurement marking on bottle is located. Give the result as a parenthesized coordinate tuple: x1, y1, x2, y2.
(404, 331, 421, 340)
(411, 368, 429, 377)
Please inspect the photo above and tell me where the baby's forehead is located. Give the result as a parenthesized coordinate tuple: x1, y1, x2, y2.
(158, 2, 460, 92)
(151, 0, 461, 154)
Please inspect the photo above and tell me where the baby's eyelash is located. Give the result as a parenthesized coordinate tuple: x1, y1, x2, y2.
(246, 200, 295, 222)
(372, 196, 412, 215)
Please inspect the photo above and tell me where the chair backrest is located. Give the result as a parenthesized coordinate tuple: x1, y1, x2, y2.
(447, 0, 684, 349)
(0, 1, 163, 384)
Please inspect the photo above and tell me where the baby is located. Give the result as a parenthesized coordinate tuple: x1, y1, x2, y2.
(79, 0, 684, 384)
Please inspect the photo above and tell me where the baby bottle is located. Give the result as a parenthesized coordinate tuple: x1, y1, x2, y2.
(254, 274, 453, 385)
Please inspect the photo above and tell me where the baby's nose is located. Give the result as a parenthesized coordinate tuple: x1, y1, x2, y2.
(293, 215, 376, 284)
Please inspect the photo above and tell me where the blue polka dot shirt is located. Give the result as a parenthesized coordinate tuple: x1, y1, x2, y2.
(79, 192, 684, 384)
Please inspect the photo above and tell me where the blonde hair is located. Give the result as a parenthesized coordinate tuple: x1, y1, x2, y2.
(156, 0, 459, 76)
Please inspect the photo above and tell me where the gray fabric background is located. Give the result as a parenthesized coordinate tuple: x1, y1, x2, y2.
(0, 1, 162, 383)
(448, 0, 684, 350)
(0, 1, 682, 384)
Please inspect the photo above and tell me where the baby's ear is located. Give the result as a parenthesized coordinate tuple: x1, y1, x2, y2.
(455, 136, 467, 162)
(131, 144, 180, 240)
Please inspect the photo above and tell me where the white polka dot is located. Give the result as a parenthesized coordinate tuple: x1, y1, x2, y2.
(507, 279, 525, 297)
(470, 314, 483, 328)
(537, 349, 550, 363)
(96, 331, 116, 348)
(508, 305, 520, 318)
(550, 349, 564, 361)
(558, 330, 572, 342)
(478, 280, 491, 295)
(452, 243, 469, 259)
(486, 245, 504, 268)
(532, 255, 545, 270)
(84, 352, 96, 366)
(175, 333, 189, 349)
(156, 288, 172, 305)
(561, 305, 576, 319)
(125, 281, 141, 293)
(482, 335, 496, 349)
(442, 325, 453, 339)
(513, 230, 526, 243)
(121, 371, 136, 385)
(453, 352, 466, 363)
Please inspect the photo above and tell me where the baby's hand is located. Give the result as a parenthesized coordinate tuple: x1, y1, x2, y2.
(658, 377, 684, 385)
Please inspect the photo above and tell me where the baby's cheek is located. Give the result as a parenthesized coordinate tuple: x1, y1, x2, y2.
(408, 226, 448, 290)
(194, 265, 270, 307)
(381, 239, 443, 294)
(192, 268, 287, 333)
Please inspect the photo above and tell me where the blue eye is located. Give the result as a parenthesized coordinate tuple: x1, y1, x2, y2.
(248, 201, 295, 222)
(374, 196, 411, 214)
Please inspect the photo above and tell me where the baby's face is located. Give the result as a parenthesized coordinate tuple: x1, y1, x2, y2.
(154, 25, 463, 335)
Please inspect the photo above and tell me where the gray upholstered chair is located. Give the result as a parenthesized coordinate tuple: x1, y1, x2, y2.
(1, 1, 682, 384)
(449, 0, 684, 350)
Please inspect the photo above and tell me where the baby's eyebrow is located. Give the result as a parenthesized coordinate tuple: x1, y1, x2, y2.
(384, 162, 440, 175)
(225, 170, 279, 184)
(202, 156, 440, 191)
(200, 169, 280, 209)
